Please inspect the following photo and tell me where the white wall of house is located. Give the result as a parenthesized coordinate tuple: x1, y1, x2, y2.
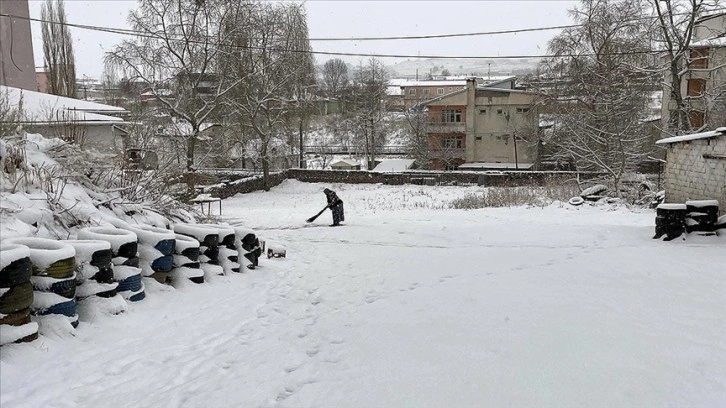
(663, 136, 726, 214)
(468, 82, 537, 164)
(26, 124, 125, 155)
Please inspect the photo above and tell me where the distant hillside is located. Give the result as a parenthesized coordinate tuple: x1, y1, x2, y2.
(385, 58, 540, 79)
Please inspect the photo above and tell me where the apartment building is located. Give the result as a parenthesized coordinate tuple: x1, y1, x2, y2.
(420, 78, 539, 170)
(661, 12, 726, 130)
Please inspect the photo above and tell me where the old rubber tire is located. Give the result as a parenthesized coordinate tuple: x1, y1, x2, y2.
(568, 196, 585, 206)
(0, 308, 31, 325)
(117, 274, 142, 293)
(150, 255, 173, 273)
(47, 276, 77, 299)
(0, 282, 34, 314)
(0, 257, 32, 288)
(37, 299, 77, 317)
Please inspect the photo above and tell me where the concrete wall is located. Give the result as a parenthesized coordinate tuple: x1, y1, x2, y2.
(694, 13, 726, 41)
(26, 124, 125, 155)
(0, 0, 37, 91)
(663, 136, 726, 214)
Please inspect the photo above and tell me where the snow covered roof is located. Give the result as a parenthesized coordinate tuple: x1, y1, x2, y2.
(690, 36, 726, 48)
(656, 127, 726, 145)
(400, 80, 468, 87)
(0, 85, 126, 125)
(330, 159, 360, 167)
(386, 85, 403, 96)
(372, 159, 415, 173)
(458, 162, 534, 170)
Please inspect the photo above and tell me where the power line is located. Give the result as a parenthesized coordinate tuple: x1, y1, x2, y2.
(308, 24, 581, 41)
(0, 11, 712, 61)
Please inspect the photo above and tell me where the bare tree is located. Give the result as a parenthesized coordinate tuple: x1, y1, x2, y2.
(540, 0, 659, 195)
(41, 0, 76, 98)
(321, 58, 349, 99)
(403, 107, 431, 168)
(106, 0, 244, 195)
(348, 58, 388, 169)
(223, 2, 315, 190)
(652, 0, 720, 133)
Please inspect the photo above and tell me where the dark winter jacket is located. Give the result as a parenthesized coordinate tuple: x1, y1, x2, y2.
(324, 189, 342, 208)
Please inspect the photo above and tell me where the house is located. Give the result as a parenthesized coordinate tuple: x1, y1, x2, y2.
(656, 128, 726, 214)
(418, 77, 539, 170)
(372, 159, 416, 173)
(661, 12, 726, 130)
(0, 0, 36, 91)
(0, 85, 129, 154)
(330, 159, 361, 170)
(398, 76, 518, 110)
(400, 80, 467, 110)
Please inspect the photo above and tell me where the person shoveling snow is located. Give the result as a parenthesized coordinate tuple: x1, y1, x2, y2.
(306, 188, 344, 226)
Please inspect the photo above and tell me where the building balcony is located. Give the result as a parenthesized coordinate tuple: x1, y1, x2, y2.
(427, 122, 465, 133)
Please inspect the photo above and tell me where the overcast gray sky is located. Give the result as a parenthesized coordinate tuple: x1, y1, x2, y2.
(27, 0, 579, 79)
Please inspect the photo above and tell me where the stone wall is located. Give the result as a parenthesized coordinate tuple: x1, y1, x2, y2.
(204, 171, 288, 198)
(663, 136, 726, 214)
(205, 169, 603, 199)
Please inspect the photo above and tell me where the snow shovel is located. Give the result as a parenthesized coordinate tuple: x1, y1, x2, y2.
(306, 206, 328, 223)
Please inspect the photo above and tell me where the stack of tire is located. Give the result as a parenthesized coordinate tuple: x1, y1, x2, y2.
(170, 234, 204, 284)
(203, 224, 239, 274)
(64, 240, 127, 318)
(174, 224, 224, 277)
(78, 227, 145, 302)
(234, 227, 263, 271)
(685, 200, 720, 234)
(5, 237, 79, 329)
(653, 203, 687, 241)
(128, 225, 176, 284)
(0, 244, 39, 345)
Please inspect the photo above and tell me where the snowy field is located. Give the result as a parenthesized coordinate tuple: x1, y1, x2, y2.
(2, 180, 726, 407)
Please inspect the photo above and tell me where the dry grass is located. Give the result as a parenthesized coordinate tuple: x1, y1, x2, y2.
(449, 181, 581, 209)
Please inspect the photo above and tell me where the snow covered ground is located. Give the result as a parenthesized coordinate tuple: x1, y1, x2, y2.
(2, 180, 725, 407)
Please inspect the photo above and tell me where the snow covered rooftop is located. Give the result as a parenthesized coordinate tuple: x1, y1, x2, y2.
(372, 159, 415, 173)
(399, 80, 468, 87)
(1, 85, 126, 125)
(330, 159, 360, 167)
(458, 162, 534, 170)
(386, 85, 403, 96)
(690, 36, 726, 48)
(655, 127, 726, 145)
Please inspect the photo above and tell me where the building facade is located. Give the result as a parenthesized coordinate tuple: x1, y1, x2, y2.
(421, 78, 539, 170)
(661, 12, 726, 131)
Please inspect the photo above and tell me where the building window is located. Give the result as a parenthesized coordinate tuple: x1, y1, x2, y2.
(516, 107, 530, 113)
(408, 89, 416, 95)
(448, 87, 452, 91)
(441, 109, 462, 123)
(689, 110, 705, 128)
(437, 88, 444, 95)
(479, 109, 486, 114)
(690, 48, 709, 69)
(443, 136, 463, 149)
(497, 109, 504, 115)
(423, 89, 430, 95)
(687, 78, 706, 97)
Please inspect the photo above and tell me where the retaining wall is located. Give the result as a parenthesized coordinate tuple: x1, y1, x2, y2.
(204, 169, 604, 200)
